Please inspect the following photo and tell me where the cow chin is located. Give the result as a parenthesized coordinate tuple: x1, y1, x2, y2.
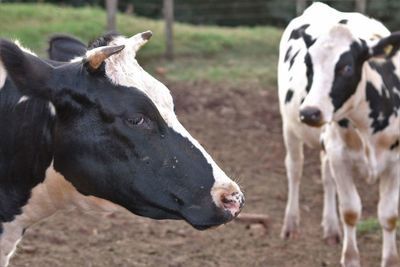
(180, 205, 234, 231)
(128, 205, 183, 221)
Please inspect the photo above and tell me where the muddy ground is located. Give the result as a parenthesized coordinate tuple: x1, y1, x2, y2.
(11, 81, 391, 267)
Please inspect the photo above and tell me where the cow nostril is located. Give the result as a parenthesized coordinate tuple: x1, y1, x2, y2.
(220, 191, 244, 217)
(299, 107, 323, 127)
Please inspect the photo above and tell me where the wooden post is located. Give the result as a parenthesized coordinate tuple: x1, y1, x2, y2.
(355, 0, 367, 13)
(296, 0, 306, 16)
(164, 0, 174, 60)
(106, 0, 118, 32)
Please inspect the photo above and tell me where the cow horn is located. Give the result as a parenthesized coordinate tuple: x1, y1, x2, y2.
(84, 44, 125, 71)
(128, 30, 152, 53)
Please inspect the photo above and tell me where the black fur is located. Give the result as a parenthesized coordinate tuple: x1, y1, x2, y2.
(330, 41, 369, 112)
(0, 39, 233, 230)
(289, 24, 316, 48)
(390, 140, 399, 150)
(285, 89, 294, 104)
(338, 118, 350, 128)
(48, 34, 87, 62)
(304, 52, 313, 93)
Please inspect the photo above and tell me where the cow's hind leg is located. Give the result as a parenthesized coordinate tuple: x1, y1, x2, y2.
(320, 150, 341, 245)
(0, 222, 24, 267)
(281, 125, 304, 239)
(378, 166, 400, 267)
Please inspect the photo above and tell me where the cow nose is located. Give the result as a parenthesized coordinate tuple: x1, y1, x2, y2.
(219, 191, 245, 217)
(299, 107, 324, 127)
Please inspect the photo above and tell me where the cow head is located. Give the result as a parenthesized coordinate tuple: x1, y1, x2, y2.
(0, 34, 244, 230)
(299, 24, 400, 127)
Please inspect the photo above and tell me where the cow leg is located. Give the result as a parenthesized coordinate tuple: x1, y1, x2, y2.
(378, 167, 400, 267)
(281, 125, 304, 239)
(0, 222, 24, 267)
(324, 124, 361, 267)
(320, 150, 341, 245)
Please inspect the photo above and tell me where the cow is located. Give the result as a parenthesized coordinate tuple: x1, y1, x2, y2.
(0, 31, 244, 266)
(279, 3, 399, 267)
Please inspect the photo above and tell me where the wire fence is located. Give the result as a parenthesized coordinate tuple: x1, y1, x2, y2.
(128, 0, 400, 30)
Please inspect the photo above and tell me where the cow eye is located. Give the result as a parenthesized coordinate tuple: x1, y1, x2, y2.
(339, 64, 353, 77)
(126, 114, 146, 127)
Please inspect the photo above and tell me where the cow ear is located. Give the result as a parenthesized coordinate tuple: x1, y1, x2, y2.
(48, 34, 87, 62)
(83, 44, 125, 73)
(0, 39, 54, 99)
(370, 32, 400, 58)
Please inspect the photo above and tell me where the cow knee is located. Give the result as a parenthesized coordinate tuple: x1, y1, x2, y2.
(379, 213, 398, 232)
(343, 210, 360, 227)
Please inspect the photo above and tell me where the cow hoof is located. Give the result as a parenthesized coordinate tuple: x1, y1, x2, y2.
(280, 222, 300, 240)
(382, 255, 400, 267)
(341, 255, 361, 267)
(324, 234, 341, 246)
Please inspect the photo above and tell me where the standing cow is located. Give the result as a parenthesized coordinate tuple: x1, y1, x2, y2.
(0, 31, 244, 266)
(279, 3, 399, 267)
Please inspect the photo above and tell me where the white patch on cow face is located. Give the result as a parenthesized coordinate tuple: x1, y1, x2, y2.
(0, 60, 6, 90)
(301, 25, 359, 123)
(98, 33, 242, 205)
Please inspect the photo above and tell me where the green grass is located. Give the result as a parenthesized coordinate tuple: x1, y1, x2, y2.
(0, 3, 282, 88)
(357, 218, 381, 236)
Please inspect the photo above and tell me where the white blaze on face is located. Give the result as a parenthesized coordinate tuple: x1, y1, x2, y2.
(301, 25, 358, 123)
(0, 59, 6, 89)
(93, 32, 241, 205)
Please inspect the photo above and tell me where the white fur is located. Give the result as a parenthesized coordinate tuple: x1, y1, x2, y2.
(0, 163, 121, 266)
(279, 2, 400, 266)
(48, 102, 56, 116)
(0, 60, 6, 90)
(17, 96, 29, 105)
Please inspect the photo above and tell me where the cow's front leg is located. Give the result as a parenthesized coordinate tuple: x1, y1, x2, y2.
(324, 125, 361, 267)
(320, 150, 341, 245)
(0, 222, 24, 267)
(378, 166, 400, 267)
(281, 125, 304, 240)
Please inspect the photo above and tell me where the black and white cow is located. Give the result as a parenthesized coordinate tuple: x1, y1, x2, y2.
(0, 31, 244, 266)
(279, 3, 399, 267)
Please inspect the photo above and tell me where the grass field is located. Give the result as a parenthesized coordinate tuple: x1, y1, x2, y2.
(0, 3, 282, 88)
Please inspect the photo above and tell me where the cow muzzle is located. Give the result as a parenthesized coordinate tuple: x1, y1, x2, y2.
(299, 107, 324, 127)
(212, 185, 245, 218)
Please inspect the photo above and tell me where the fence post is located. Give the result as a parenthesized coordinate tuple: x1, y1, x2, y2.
(164, 0, 174, 60)
(296, 0, 306, 16)
(106, 0, 118, 32)
(355, 0, 366, 13)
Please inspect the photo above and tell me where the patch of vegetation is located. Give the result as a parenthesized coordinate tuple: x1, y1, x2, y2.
(0, 3, 282, 88)
(357, 218, 381, 236)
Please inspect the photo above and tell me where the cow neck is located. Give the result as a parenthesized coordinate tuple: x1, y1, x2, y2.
(10, 163, 120, 230)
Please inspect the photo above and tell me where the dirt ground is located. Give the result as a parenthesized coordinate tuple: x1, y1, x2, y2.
(11, 81, 392, 267)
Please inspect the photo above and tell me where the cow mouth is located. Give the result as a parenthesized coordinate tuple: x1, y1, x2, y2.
(302, 119, 325, 128)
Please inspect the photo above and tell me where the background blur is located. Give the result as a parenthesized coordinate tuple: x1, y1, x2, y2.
(2, 0, 400, 29)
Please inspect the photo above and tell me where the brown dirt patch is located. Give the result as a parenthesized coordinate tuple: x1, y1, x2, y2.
(11, 81, 387, 267)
